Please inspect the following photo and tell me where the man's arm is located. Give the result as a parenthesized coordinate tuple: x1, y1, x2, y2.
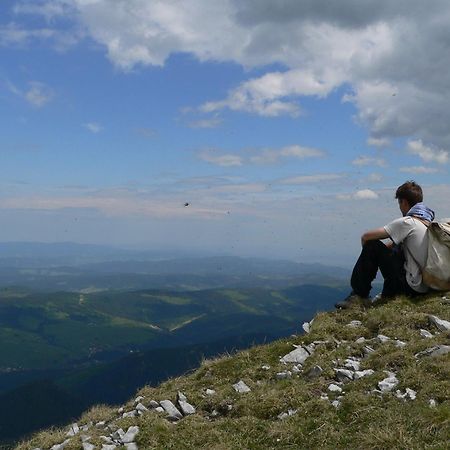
(361, 227, 390, 247)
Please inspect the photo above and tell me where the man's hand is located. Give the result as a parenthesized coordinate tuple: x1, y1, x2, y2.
(361, 227, 390, 247)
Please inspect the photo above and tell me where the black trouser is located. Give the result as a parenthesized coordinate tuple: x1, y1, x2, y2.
(350, 240, 418, 298)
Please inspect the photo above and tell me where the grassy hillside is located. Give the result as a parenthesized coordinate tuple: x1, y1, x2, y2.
(17, 292, 449, 450)
(0, 285, 343, 372)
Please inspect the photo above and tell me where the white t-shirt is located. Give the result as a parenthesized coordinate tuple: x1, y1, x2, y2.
(384, 216, 429, 293)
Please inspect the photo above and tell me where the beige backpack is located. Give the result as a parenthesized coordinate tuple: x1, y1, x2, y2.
(422, 221, 450, 291)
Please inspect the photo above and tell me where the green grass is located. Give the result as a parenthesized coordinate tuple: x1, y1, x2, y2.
(16, 292, 450, 450)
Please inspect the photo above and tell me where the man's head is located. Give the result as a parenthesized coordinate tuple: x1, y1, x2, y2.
(395, 180, 423, 215)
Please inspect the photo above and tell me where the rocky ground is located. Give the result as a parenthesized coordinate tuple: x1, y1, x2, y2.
(16, 293, 450, 450)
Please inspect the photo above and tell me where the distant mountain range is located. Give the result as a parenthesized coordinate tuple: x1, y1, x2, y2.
(0, 242, 349, 292)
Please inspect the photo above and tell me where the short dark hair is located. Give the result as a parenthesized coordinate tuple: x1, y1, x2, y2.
(395, 180, 423, 206)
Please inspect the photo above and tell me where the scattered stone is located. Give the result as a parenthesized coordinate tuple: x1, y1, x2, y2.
(328, 384, 343, 393)
(377, 334, 390, 343)
(415, 345, 450, 358)
(124, 444, 138, 450)
(378, 372, 399, 392)
(135, 403, 148, 413)
(66, 423, 80, 437)
(205, 389, 216, 396)
(305, 343, 315, 354)
(305, 365, 323, 379)
(334, 368, 354, 382)
(355, 337, 366, 344)
(160, 400, 183, 421)
(429, 399, 437, 408)
(81, 435, 91, 443)
(177, 392, 196, 415)
(396, 388, 417, 401)
(280, 346, 311, 364)
(277, 408, 298, 420)
(155, 406, 164, 413)
(429, 315, 450, 332)
(347, 320, 363, 328)
(100, 436, 114, 444)
(117, 407, 124, 414)
(82, 443, 95, 450)
(395, 340, 407, 348)
(420, 329, 433, 339)
(50, 440, 71, 450)
(102, 445, 116, 450)
(292, 364, 302, 374)
(344, 358, 361, 371)
(331, 400, 340, 408)
(261, 365, 270, 370)
(111, 429, 125, 441)
(320, 393, 329, 400)
(302, 322, 311, 334)
(354, 369, 375, 380)
(276, 371, 292, 379)
(121, 426, 139, 444)
(96, 421, 106, 428)
(363, 345, 375, 356)
(149, 400, 160, 408)
(134, 396, 144, 404)
(122, 411, 137, 419)
(233, 380, 251, 393)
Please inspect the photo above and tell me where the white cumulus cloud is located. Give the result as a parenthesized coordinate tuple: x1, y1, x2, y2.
(84, 122, 103, 133)
(407, 139, 449, 165)
(352, 156, 387, 167)
(400, 166, 439, 174)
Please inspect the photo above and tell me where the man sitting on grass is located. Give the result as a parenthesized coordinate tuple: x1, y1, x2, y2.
(336, 181, 435, 309)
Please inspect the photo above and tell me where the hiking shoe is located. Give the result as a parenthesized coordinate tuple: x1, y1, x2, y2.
(335, 294, 371, 310)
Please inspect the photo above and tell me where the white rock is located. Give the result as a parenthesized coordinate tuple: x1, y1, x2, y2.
(347, 320, 363, 328)
(291, 364, 302, 374)
(100, 436, 113, 444)
(420, 329, 433, 338)
(233, 380, 251, 393)
(135, 403, 148, 413)
(354, 369, 375, 380)
(328, 384, 343, 393)
(111, 429, 125, 441)
(331, 400, 340, 408)
(117, 407, 124, 414)
(377, 334, 390, 343)
(406, 388, 417, 400)
(334, 368, 354, 382)
(66, 423, 79, 436)
(415, 345, 450, 358)
(51, 440, 71, 450)
(122, 411, 137, 418)
(155, 406, 164, 413)
(205, 389, 216, 396)
(121, 426, 139, 444)
(277, 408, 298, 420)
(177, 392, 196, 415)
(280, 346, 311, 364)
(276, 371, 292, 379)
(344, 358, 361, 371)
(134, 396, 144, 404)
(96, 421, 106, 428)
(363, 345, 375, 356)
(102, 446, 117, 450)
(81, 435, 91, 443)
(378, 373, 399, 392)
(305, 365, 323, 379)
(429, 315, 450, 332)
(261, 364, 270, 370)
(320, 394, 329, 400)
(302, 322, 311, 334)
(395, 340, 407, 348)
(355, 337, 366, 344)
(124, 444, 138, 450)
(429, 399, 437, 408)
(82, 443, 96, 450)
(160, 400, 183, 420)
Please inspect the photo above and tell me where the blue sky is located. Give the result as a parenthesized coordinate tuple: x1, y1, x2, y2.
(1, 0, 450, 265)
